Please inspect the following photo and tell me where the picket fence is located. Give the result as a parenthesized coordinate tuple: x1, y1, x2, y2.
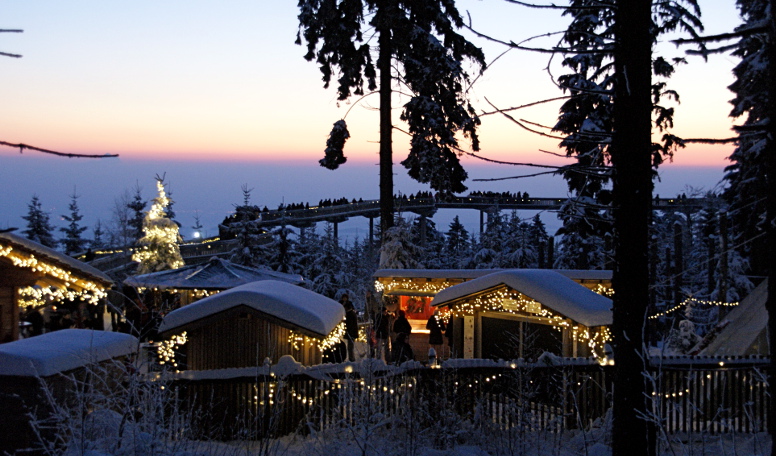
(169, 356, 769, 440)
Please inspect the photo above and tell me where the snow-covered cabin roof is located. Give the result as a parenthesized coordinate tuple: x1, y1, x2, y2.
(432, 270, 612, 327)
(158, 280, 344, 339)
(700, 279, 768, 356)
(0, 329, 138, 377)
(0, 231, 113, 288)
(124, 257, 303, 290)
(373, 268, 611, 282)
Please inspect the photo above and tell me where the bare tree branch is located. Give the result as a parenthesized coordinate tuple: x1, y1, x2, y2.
(0, 141, 120, 158)
(477, 95, 571, 118)
(484, 98, 567, 140)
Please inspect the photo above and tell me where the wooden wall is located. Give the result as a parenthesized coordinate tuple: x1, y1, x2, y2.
(0, 287, 18, 343)
(187, 311, 322, 370)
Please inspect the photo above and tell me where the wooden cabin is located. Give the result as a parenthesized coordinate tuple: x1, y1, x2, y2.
(158, 280, 345, 369)
(0, 232, 113, 343)
(0, 329, 138, 454)
(372, 268, 612, 361)
(431, 270, 613, 360)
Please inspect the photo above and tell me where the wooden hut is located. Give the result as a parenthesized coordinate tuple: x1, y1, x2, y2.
(430, 270, 613, 360)
(158, 280, 345, 368)
(0, 329, 138, 454)
(372, 268, 612, 360)
(0, 232, 113, 343)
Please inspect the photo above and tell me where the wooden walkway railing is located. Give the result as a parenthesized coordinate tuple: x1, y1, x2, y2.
(168, 356, 768, 440)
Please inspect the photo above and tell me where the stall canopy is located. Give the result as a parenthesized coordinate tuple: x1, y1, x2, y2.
(700, 279, 769, 356)
(432, 269, 613, 327)
(158, 280, 344, 339)
(124, 257, 304, 290)
(0, 329, 138, 377)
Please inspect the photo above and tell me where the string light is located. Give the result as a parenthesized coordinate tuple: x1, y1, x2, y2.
(442, 286, 611, 358)
(374, 278, 461, 295)
(157, 331, 187, 367)
(648, 297, 739, 320)
(1, 242, 109, 308)
(18, 286, 107, 309)
(288, 322, 347, 353)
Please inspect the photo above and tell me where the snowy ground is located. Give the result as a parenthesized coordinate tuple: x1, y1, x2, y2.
(55, 407, 770, 456)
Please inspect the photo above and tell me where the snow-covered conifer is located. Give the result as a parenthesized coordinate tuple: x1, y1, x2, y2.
(379, 217, 423, 270)
(22, 194, 57, 248)
(132, 177, 184, 274)
(59, 190, 89, 256)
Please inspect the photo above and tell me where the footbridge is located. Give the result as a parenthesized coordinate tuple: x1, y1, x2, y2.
(219, 195, 703, 240)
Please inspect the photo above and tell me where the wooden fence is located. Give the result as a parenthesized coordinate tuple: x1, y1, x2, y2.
(169, 356, 769, 439)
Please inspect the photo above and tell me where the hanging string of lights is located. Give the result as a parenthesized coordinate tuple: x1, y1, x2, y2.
(648, 297, 739, 320)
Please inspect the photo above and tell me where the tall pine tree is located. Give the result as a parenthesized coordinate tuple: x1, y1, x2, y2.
(22, 194, 57, 248)
(59, 190, 89, 256)
(296, 0, 485, 235)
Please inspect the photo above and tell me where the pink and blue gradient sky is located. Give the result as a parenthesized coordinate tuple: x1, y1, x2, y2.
(0, 0, 741, 238)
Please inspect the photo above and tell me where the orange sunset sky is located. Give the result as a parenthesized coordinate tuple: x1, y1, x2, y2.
(0, 1, 742, 235)
(1, 0, 737, 166)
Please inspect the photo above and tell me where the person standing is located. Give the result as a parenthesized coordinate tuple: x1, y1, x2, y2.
(340, 294, 359, 362)
(392, 309, 412, 344)
(426, 310, 446, 356)
(373, 306, 391, 362)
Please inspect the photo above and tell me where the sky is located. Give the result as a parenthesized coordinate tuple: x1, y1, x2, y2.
(0, 0, 742, 241)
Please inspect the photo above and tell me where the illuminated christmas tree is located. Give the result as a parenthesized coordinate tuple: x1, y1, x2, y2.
(132, 176, 184, 274)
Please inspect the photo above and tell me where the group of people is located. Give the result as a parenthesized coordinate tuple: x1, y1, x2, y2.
(336, 291, 454, 365)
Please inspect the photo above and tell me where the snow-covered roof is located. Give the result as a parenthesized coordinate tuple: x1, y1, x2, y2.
(158, 280, 344, 339)
(0, 329, 138, 377)
(374, 269, 503, 280)
(124, 257, 304, 290)
(432, 270, 612, 327)
(0, 231, 113, 287)
(700, 279, 768, 356)
(374, 268, 611, 282)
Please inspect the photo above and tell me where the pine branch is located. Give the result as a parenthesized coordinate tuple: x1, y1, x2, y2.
(682, 137, 738, 145)
(672, 26, 768, 46)
(0, 141, 120, 158)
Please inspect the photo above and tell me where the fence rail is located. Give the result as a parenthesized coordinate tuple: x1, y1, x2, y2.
(169, 358, 768, 439)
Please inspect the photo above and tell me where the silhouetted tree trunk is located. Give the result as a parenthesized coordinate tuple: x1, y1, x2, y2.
(766, 1, 776, 451)
(378, 6, 394, 235)
(610, 0, 654, 455)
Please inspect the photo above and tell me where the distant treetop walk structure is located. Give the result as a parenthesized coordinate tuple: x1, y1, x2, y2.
(219, 194, 704, 239)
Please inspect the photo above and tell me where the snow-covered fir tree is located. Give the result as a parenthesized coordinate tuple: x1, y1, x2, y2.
(442, 215, 472, 268)
(471, 211, 506, 269)
(724, 0, 769, 276)
(503, 212, 537, 269)
(410, 217, 445, 269)
(22, 194, 57, 248)
(309, 223, 352, 298)
(132, 177, 184, 274)
(267, 224, 301, 274)
(127, 183, 147, 243)
(379, 217, 423, 270)
(228, 186, 271, 269)
(91, 220, 106, 250)
(59, 190, 89, 256)
(554, 197, 609, 270)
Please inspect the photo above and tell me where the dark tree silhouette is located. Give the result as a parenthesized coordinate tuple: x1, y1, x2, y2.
(22, 195, 57, 248)
(296, 0, 485, 235)
(60, 190, 89, 256)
